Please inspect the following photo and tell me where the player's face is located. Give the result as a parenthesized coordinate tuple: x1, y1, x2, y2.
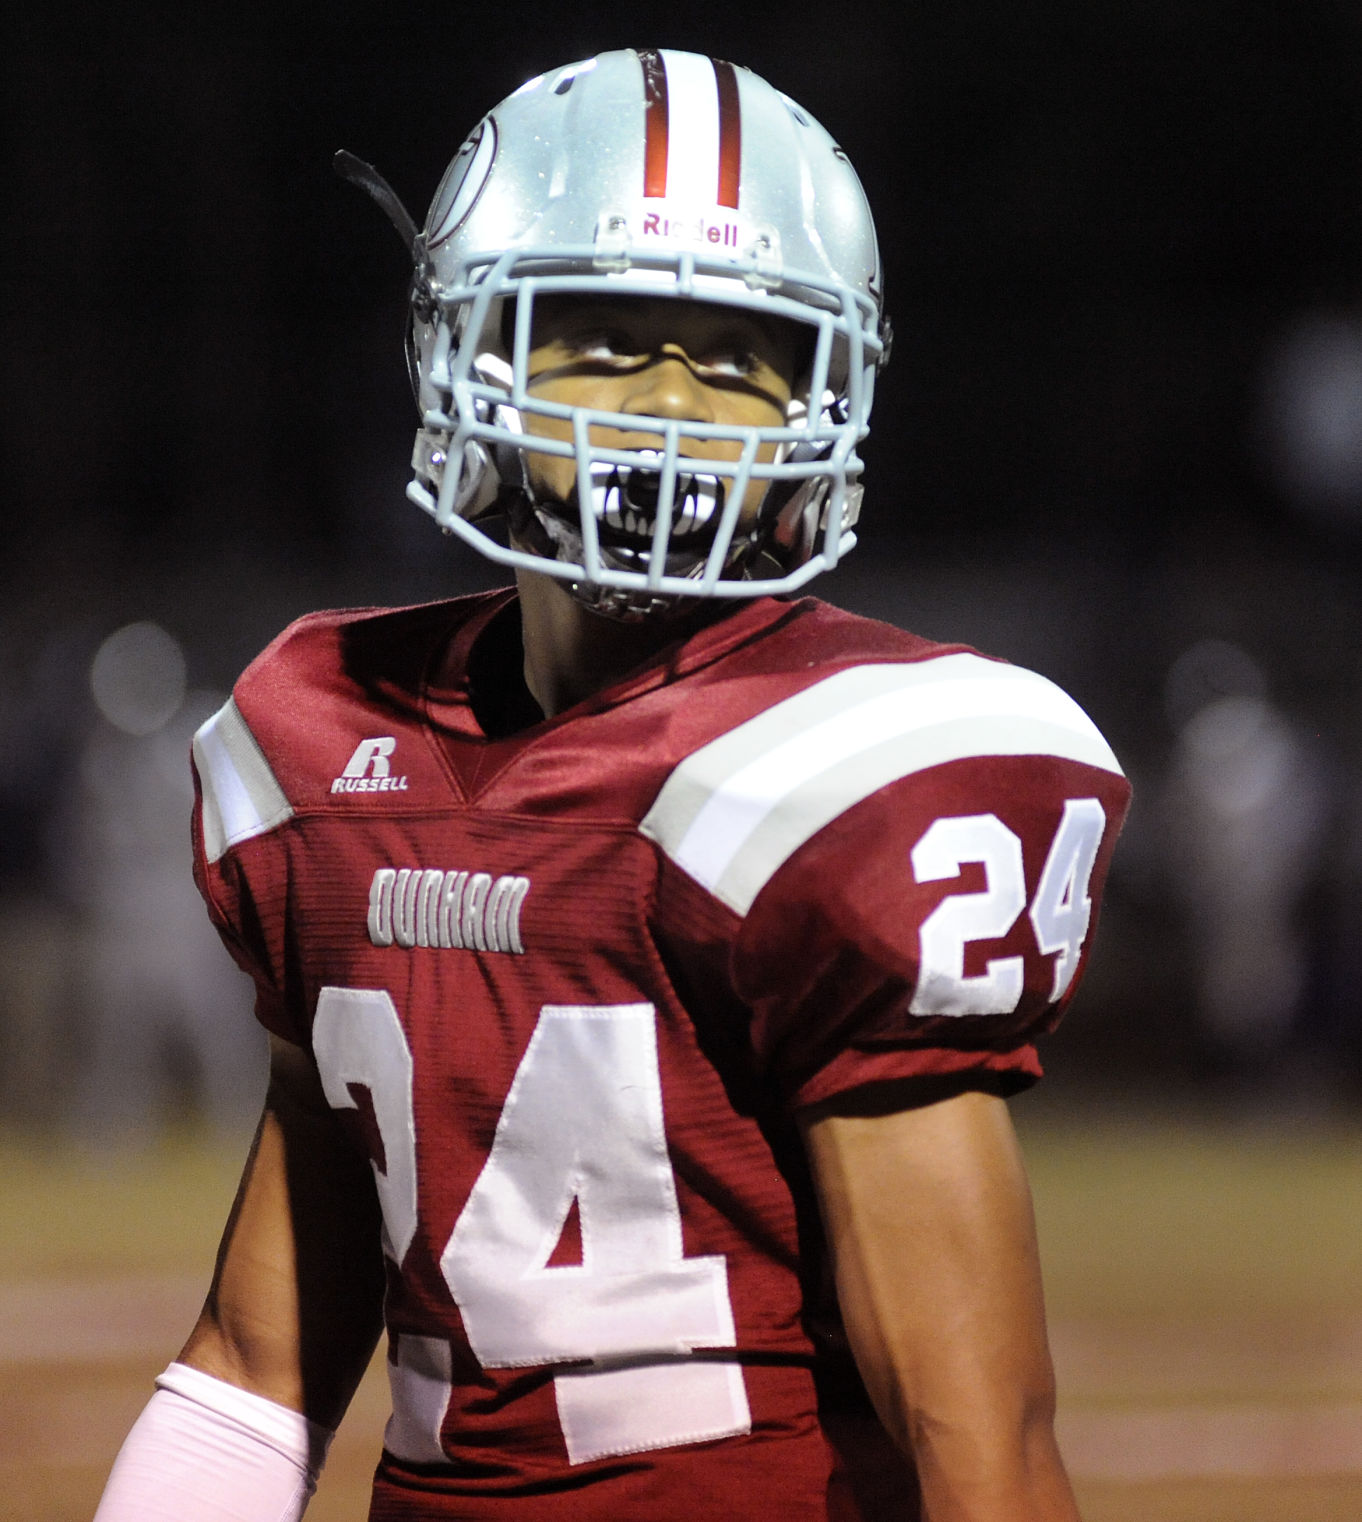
(520, 295, 803, 533)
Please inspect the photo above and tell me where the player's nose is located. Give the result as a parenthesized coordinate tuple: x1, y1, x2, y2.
(621, 345, 716, 424)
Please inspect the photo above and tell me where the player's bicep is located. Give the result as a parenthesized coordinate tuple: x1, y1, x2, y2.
(179, 1034, 386, 1429)
(800, 1090, 1060, 1462)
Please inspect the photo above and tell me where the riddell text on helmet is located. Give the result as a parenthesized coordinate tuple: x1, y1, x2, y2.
(641, 210, 740, 247)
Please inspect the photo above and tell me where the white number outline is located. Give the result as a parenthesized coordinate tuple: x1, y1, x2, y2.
(314, 987, 418, 1264)
(910, 814, 1027, 1015)
(312, 995, 749, 1467)
(1029, 797, 1106, 1002)
(909, 798, 1107, 1016)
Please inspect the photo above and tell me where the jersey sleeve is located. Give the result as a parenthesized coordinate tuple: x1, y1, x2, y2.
(190, 695, 301, 1044)
(643, 653, 1131, 1110)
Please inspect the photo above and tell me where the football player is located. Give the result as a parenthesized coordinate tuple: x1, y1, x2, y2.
(95, 49, 1128, 1522)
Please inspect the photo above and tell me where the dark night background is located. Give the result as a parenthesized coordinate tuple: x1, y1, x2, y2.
(4, 1, 1362, 1132)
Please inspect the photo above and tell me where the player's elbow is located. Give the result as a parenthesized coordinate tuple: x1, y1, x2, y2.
(902, 1370, 1057, 1459)
(895, 1370, 1075, 1522)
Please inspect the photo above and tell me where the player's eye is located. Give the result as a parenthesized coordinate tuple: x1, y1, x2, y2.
(693, 347, 764, 379)
(562, 328, 642, 364)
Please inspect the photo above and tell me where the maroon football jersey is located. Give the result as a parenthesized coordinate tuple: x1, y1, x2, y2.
(191, 589, 1129, 1520)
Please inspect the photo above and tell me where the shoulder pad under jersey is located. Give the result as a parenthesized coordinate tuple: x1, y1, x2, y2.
(640, 651, 1124, 917)
(193, 697, 294, 865)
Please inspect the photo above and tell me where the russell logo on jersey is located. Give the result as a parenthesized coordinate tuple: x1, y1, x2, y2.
(333, 736, 410, 795)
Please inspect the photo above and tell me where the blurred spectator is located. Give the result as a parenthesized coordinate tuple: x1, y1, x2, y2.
(1257, 310, 1362, 532)
(0, 622, 90, 1130)
(1158, 638, 1333, 1077)
(62, 621, 265, 1147)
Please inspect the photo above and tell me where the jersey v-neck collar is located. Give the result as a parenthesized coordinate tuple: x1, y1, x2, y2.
(420, 589, 800, 801)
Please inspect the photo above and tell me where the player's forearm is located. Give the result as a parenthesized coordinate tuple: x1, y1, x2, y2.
(850, 1334, 1079, 1522)
(906, 1396, 1082, 1522)
(179, 1039, 386, 1427)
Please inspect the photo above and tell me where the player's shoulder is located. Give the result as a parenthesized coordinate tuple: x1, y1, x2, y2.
(730, 596, 1118, 760)
(661, 594, 973, 745)
(240, 592, 491, 701)
(730, 594, 957, 673)
(647, 596, 1127, 916)
(191, 590, 500, 864)
(680, 594, 1124, 794)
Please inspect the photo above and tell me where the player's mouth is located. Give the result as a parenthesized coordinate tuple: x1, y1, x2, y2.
(587, 457, 724, 552)
(528, 452, 751, 584)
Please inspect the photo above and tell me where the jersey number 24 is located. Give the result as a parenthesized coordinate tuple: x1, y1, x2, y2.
(312, 993, 751, 1466)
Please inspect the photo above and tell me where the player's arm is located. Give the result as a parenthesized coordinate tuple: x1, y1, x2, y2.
(801, 1086, 1081, 1522)
(94, 1033, 386, 1521)
(178, 1031, 386, 1418)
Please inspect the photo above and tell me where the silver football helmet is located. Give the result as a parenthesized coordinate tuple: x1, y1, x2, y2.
(391, 49, 890, 616)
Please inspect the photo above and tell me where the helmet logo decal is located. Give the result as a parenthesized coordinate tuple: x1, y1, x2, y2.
(636, 50, 742, 212)
(428, 118, 498, 248)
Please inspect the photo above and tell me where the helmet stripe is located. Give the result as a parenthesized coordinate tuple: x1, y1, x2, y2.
(638, 50, 742, 211)
(638, 49, 670, 199)
(713, 59, 742, 209)
(658, 51, 720, 209)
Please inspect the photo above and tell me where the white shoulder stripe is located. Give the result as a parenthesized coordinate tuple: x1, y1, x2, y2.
(640, 654, 1123, 916)
(192, 698, 294, 865)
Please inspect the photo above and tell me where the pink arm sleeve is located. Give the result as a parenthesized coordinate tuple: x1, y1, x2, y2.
(93, 1363, 334, 1522)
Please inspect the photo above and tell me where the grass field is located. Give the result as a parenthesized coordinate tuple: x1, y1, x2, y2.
(3, 1097, 1360, 1520)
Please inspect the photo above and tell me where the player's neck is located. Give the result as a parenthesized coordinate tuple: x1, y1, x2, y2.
(514, 567, 723, 717)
